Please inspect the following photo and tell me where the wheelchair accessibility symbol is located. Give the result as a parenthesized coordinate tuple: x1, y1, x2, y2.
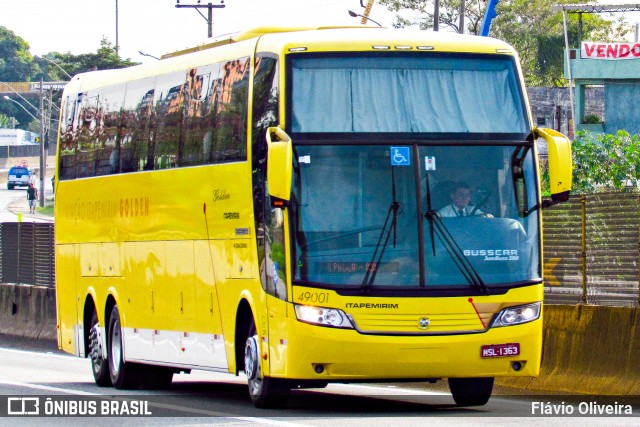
(390, 146, 411, 166)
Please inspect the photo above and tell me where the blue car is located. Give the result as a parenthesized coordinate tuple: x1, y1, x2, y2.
(7, 166, 32, 190)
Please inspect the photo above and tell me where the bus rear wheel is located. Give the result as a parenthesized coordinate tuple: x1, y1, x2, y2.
(108, 305, 140, 389)
(244, 321, 290, 408)
(448, 377, 494, 407)
(88, 310, 111, 387)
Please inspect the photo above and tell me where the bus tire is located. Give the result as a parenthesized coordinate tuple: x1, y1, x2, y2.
(244, 320, 290, 408)
(448, 377, 494, 407)
(107, 305, 140, 389)
(88, 309, 112, 387)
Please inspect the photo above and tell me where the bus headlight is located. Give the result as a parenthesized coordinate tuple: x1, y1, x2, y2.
(294, 304, 354, 329)
(491, 302, 541, 327)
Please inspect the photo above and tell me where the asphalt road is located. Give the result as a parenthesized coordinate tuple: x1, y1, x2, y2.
(0, 335, 638, 426)
(0, 175, 53, 223)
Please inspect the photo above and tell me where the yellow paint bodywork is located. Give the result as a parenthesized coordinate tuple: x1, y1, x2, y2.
(55, 26, 548, 381)
(265, 285, 543, 380)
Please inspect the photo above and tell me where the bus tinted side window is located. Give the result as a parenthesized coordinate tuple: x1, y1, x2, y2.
(97, 85, 125, 175)
(57, 57, 251, 181)
(251, 55, 281, 297)
(122, 77, 155, 172)
(153, 71, 186, 170)
(183, 65, 216, 166)
(210, 57, 250, 163)
(58, 94, 80, 180)
(75, 93, 100, 179)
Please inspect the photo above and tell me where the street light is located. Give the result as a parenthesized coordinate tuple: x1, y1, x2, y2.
(139, 51, 160, 60)
(3, 96, 40, 122)
(347, 9, 382, 27)
(37, 56, 73, 80)
(0, 82, 39, 112)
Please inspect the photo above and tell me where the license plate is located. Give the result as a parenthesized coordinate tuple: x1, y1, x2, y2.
(481, 343, 520, 358)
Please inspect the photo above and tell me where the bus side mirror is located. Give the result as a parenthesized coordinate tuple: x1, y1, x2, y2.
(266, 127, 293, 207)
(535, 127, 572, 205)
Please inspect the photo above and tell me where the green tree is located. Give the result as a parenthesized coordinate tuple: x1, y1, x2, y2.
(0, 26, 32, 82)
(569, 130, 640, 194)
(0, 31, 138, 131)
(0, 112, 16, 128)
(377, 0, 629, 86)
(491, 0, 628, 86)
(378, 0, 485, 34)
(42, 37, 137, 79)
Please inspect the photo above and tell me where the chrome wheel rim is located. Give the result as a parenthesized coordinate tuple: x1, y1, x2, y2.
(244, 335, 262, 395)
(110, 317, 122, 374)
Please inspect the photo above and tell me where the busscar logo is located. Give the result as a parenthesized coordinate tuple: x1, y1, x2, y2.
(463, 249, 519, 261)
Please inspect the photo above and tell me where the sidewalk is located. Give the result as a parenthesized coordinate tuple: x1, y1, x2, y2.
(6, 191, 54, 223)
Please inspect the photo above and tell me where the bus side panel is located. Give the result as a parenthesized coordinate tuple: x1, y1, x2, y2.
(56, 244, 79, 355)
(194, 240, 227, 364)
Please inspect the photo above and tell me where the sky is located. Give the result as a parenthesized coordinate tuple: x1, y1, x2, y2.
(0, 0, 396, 65)
(1, 1, 639, 67)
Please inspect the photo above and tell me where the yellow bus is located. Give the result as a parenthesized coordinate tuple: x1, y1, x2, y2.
(54, 26, 572, 408)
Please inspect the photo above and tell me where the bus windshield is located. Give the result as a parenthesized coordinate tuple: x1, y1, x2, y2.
(291, 144, 540, 291)
(290, 53, 527, 135)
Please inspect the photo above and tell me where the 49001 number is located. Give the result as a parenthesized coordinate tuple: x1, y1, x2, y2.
(297, 291, 329, 304)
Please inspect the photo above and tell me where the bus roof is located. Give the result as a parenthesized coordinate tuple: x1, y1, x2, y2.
(161, 26, 516, 59)
(62, 27, 518, 95)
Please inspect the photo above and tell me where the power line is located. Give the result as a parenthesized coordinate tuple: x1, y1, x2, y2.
(175, 1, 226, 38)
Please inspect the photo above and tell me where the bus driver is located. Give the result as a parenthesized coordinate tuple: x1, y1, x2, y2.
(438, 182, 493, 218)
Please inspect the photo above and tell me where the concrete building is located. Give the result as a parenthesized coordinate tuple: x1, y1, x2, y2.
(566, 41, 640, 135)
(0, 129, 39, 146)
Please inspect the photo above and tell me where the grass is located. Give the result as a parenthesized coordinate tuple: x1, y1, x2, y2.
(36, 205, 54, 216)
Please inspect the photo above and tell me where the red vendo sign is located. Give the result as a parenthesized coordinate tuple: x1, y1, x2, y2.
(581, 42, 640, 60)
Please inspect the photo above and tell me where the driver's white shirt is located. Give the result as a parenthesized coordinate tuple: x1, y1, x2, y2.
(438, 204, 483, 217)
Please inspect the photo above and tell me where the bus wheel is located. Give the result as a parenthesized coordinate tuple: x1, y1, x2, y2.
(448, 377, 494, 407)
(88, 310, 112, 387)
(107, 305, 140, 389)
(244, 321, 290, 408)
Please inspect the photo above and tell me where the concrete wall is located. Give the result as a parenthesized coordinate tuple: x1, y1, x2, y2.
(527, 86, 604, 136)
(497, 304, 640, 395)
(0, 283, 57, 341)
(1, 282, 638, 396)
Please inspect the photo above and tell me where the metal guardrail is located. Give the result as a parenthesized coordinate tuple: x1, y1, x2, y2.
(1, 192, 640, 305)
(0, 222, 55, 287)
(544, 192, 640, 306)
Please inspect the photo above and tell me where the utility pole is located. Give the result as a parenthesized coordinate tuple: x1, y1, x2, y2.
(175, 1, 226, 38)
(434, 0, 440, 31)
(38, 78, 45, 207)
(361, 0, 375, 25)
(115, 0, 119, 55)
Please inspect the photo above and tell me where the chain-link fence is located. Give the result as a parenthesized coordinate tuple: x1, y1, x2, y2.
(0, 222, 55, 287)
(544, 192, 640, 306)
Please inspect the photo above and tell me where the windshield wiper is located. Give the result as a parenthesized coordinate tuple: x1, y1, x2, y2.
(361, 167, 400, 293)
(424, 173, 489, 295)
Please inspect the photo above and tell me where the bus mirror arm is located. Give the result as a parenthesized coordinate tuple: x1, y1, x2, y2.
(266, 127, 294, 206)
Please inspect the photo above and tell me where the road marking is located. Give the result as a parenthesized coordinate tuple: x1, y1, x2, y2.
(0, 347, 76, 360)
(0, 376, 309, 426)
